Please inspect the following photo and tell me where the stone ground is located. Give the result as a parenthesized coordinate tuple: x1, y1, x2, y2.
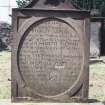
(0, 51, 105, 104)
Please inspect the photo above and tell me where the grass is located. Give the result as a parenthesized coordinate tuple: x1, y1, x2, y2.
(0, 51, 11, 99)
(89, 60, 105, 102)
(0, 51, 105, 102)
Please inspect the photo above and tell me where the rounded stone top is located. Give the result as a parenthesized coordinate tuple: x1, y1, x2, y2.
(24, 0, 78, 9)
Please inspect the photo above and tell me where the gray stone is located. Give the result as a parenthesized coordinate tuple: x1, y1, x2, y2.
(90, 22, 101, 57)
(11, 0, 90, 102)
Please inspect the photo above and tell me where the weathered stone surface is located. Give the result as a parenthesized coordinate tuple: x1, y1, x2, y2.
(11, 0, 90, 102)
(90, 22, 101, 57)
(19, 18, 83, 97)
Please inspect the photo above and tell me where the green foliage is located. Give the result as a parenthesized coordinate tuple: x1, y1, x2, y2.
(73, 0, 104, 9)
(72, 0, 105, 16)
(16, 0, 30, 8)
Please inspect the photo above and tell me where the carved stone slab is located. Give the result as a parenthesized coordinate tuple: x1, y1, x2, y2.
(18, 17, 83, 97)
(90, 22, 101, 57)
(11, 0, 90, 102)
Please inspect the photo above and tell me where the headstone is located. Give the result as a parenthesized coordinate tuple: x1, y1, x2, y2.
(101, 19, 105, 55)
(11, 0, 90, 102)
(90, 22, 101, 57)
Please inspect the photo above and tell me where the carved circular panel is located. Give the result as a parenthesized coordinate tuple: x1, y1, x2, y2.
(18, 18, 84, 97)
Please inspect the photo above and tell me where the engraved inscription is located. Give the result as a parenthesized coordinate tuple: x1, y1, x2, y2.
(18, 18, 83, 96)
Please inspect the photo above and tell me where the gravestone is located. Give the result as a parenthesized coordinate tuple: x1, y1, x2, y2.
(90, 22, 101, 57)
(11, 0, 90, 102)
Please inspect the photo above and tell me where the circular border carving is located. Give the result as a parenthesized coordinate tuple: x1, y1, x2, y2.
(17, 17, 85, 98)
